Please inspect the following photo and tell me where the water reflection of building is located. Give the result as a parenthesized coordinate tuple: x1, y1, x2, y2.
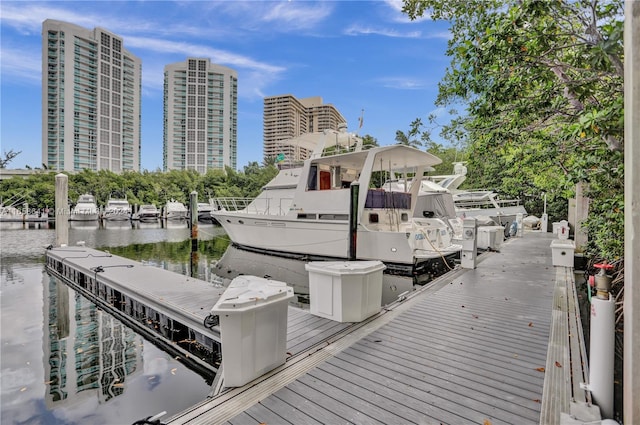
(43, 274, 142, 408)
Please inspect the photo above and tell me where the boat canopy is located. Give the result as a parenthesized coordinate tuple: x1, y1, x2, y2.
(312, 145, 442, 172)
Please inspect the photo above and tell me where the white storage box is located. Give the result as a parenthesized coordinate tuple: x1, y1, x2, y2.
(305, 261, 385, 323)
(477, 226, 505, 250)
(210, 275, 294, 387)
(550, 239, 575, 267)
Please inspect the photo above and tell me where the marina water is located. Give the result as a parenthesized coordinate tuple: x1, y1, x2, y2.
(0, 221, 237, 425)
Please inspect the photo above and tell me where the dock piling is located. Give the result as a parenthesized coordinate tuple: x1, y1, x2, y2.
(190, 191, 198, 252)
(55, 173, 69, 246)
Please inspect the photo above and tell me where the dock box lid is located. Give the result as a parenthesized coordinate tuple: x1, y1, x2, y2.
(550, 239, 575, 249)
(305, 261, 386, 276)
(211, 275, 294, 313)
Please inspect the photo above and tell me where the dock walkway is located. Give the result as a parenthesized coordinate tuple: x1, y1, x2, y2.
(168, 232, 589, 425)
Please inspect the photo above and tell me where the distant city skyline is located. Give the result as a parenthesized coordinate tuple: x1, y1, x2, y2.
(1, 1, 454, 171)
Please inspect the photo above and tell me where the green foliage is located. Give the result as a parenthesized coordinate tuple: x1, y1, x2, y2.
(395, 118, 428, 148)
(0, 150, 21, 168)
(402, 0, 624, 260)
(0, 164, 279, 210)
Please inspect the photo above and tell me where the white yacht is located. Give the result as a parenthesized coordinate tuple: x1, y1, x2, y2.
(383, 177, 463, 242)
(136, 204, 160, 222)
(103, 197, 131, 221)
(70, 194, 99, 221)
(430, 162, 527, 228)
(212, 128, 461, 282)
(197, 202, 217, 223)
(164, 199, 188, 220)
(0, 204, 22, 222)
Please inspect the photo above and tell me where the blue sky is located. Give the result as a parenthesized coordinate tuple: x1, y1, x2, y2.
(0, 0, 453, 171)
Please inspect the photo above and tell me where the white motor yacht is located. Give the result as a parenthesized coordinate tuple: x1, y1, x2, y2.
(70, 194, 99, 221)
(103, 197, 131, 221)
(197, 202, 217, 223)
(430, 162, 527, 229)
(136, 204, 160, 221)
(164, 199, 188, 220)
(212, 128, 461, 282)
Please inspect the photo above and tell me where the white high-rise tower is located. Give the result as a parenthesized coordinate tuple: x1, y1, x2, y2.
(42, 20, 142, 172)
(163, 58, 238, 172)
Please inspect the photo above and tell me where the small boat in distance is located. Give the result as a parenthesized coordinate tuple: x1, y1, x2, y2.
(430, 162, 527, 230)
(0, 203, 23, 222)
(197, 202, 217, 223)
(164, 199, 188, 220)
(135, 204, 160, 222)
(70, 194, 99, 221)
(103, 196, 131, 221)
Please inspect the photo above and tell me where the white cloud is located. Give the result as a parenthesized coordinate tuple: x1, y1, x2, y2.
(383, 0, 432, 22)
(428, 107, 448, 118)
(0, 46, 41, 83)
(262, 1, 334, 29)
(344, 24, 422, 38)
(125, 37, 284, 74)
(377, 77, 429, 90)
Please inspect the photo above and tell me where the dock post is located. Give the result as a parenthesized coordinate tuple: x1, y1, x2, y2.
(624, 1, 640, 422)
(55, 173, 69, 246)
(349, 181, 359, 260)
(190, 191, 198, 251)
(190, 191, 199, 278)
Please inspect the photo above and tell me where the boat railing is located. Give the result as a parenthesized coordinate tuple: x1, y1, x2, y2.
(455, 196, 523, 210)
(212, 197, 292, 216)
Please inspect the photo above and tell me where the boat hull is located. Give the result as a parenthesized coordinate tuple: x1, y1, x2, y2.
(213, 211, 460, 275)
(103, 212, 131, 221)
(138, 215, 159, 222)
(70, 212, 99, 221)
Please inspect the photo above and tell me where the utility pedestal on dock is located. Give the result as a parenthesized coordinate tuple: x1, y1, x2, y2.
(461, 218, 477, 269)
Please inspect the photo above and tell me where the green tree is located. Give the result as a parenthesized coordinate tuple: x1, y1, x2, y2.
(403, 0, 624, 259)
(0, 150, 21, 168)
(361, 134, 379, 149)
(395, 118, 427, 148)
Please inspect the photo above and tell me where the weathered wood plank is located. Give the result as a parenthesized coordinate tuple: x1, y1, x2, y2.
(271, 386, 349, 425)
(337, 344, 540, 424)
(284, 379, 385, 425)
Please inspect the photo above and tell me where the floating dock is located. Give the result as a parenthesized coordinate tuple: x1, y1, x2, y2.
(166, 232, 592, 425)
(44, 245, 360, 381)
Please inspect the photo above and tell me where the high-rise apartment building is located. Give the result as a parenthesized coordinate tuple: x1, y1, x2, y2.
(163, 58, 237, 172)
(263, 95, 346, 162)
(42, 20, 142, 172)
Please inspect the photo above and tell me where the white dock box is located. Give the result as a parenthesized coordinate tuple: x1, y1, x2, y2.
(550, 239, 575, 267)
(210, 275, 294, 387)
(477, 226, 505, 250)
(305, 261, 385, 323)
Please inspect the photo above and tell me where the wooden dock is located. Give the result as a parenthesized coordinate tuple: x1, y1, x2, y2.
(166, 232, 595, 425)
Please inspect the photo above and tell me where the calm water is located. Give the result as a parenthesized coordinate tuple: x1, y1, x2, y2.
(0, 221, 235, 425)
(1, 220, 413, 425)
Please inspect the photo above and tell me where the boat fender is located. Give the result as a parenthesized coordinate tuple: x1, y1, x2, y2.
(509, 220, 518, 237)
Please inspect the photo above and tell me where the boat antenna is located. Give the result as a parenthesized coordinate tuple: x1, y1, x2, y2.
(358, 109, 364, 132)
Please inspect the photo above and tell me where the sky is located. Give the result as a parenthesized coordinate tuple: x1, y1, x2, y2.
(0, 0, 454, 172)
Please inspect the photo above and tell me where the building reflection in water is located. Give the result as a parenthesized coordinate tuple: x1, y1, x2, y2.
(43, 274, 142, 407)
